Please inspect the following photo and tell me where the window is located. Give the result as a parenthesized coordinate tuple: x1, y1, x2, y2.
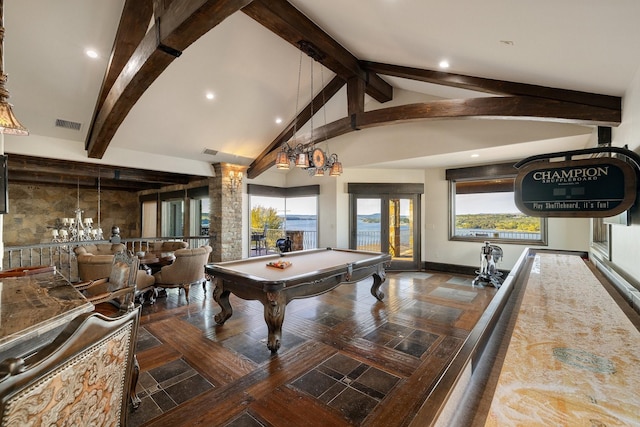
(447, 164, 547, 245)
(248, 185, 319, 256)
(162, 199, 184, 237)
(141, 200, 157, 237)
(189, 198, 209, 236)
(591, 217, 610, 259)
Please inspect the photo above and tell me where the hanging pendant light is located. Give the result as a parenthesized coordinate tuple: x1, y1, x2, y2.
(276, 149, 290, 169)
(0, 0, 28, 135)
(275, 41, 342, 177)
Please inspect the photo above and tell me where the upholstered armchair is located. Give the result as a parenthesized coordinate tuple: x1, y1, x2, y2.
(135, 270, 156, 305)
(146, 240, 188, 256)
(153, 245, 211, 302)
(74, 243, 127, 281)
(74, 251, 139, 311)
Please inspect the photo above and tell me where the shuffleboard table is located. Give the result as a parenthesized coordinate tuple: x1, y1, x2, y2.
(205, 248, 391, 352)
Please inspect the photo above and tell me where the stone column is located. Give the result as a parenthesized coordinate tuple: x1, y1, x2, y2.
(209, 163, 245, 262)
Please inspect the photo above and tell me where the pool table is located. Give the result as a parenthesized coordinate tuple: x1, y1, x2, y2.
(205, 248, 391, 352)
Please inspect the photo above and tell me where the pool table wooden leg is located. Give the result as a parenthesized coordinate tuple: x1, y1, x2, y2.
(370, 268, 387, 301)
(213, 281, 233, 324)
(264, 291, 286, 353)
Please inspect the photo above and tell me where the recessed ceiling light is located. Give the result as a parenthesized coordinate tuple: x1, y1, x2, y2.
(275, 117, 283, 124)
(205, 92, 215, 100)
(471, 153, 480, 158)
(86, 49, 98, 59)
(439, 60, 450, 69)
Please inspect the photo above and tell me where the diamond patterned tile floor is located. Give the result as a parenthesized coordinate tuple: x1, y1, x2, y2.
(124, 271, 497, 426)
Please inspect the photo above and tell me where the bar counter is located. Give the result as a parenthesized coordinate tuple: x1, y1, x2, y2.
(0, 269, 93, 360)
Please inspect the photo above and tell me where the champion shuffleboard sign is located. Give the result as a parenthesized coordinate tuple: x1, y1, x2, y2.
(515, 157, 637, 217)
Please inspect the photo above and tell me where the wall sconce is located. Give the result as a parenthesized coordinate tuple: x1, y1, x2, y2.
(228, 170, 243, 193)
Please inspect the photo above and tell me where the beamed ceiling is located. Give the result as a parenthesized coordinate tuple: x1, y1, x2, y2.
(4, 0, 639, 191)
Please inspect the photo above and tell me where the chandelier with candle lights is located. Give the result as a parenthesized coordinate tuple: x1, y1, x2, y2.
(51, 175, 104, 242)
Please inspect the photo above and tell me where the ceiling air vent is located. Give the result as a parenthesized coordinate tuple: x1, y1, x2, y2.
(55, 118, 82, 131)
(203, 148, 218, 156)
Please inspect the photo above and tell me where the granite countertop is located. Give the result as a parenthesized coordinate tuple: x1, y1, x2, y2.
(0, 271, 93, 356)
(485, 253, 640, 425)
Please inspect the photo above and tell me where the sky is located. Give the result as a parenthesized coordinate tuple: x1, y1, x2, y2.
(250, 193, 522, 217)
(456, 193, 522, 215)
(250, 196, 317, 215)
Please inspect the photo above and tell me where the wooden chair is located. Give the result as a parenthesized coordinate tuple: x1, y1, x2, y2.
(74, 251, 139, 312)
(0, 309, 140, 426)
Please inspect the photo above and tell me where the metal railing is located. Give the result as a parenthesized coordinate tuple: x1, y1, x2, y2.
(454, 230, 541, 240)
(3, 236, 212, 282)
(250, 229, 318, 256)
(355, 230, 412, 256)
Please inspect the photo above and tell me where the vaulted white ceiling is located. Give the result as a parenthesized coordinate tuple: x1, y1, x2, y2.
(4, 0, 640, 177)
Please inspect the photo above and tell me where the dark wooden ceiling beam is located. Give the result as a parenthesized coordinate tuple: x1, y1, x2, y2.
(347, 76, 365, 118)
(355, 97, 620, 128)
(8, 172, 163, 192)
(242, 0, 392, 103)
(247, 96, 620, 178)
(362, 61, 621, 111)
(248, 75, 345, 175)
(7, 155, 197, 187)
(96, 0, 154, 109)
(86, 0, 253, 159)
(247, 117, 351, 178)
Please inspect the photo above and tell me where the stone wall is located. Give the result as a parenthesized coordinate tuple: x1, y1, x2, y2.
(209, 163, 244, 262)
(4, 183, 139, 246)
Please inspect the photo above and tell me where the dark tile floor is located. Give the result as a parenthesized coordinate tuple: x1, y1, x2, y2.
(127, 271, 497, 426)
(129, 330, 216, 426)
(291, 353, 401, 424)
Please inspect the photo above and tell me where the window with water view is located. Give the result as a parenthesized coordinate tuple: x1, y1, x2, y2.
(249, 194, 318, 256)
(451, 178, 546, 244)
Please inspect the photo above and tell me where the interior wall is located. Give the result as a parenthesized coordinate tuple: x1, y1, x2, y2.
(424, 167, 590, 270)
(267, 164, 591, 271)
(5, 134, 214, 178)
(4, 183, 139, 246)
(605, 63, 640, 280)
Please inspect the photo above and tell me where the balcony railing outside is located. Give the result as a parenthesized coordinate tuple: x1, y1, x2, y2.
(355, 230, 413, 258)
(454, 229, 541, 240)
(250, 229, 318, 256)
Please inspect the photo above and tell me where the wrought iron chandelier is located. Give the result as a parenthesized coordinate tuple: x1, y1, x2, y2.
(275, 42, 342, 177)
(51, 176, 104, 242)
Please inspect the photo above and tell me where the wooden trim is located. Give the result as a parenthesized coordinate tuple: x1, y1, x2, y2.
(423, 261, 509, 277)
(455, 179, 514, 194)
(247, 184, 320, 197)
(446, 162, 518, 181)
(159, 190, 186, 201)
(348, 183, 424, 194)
